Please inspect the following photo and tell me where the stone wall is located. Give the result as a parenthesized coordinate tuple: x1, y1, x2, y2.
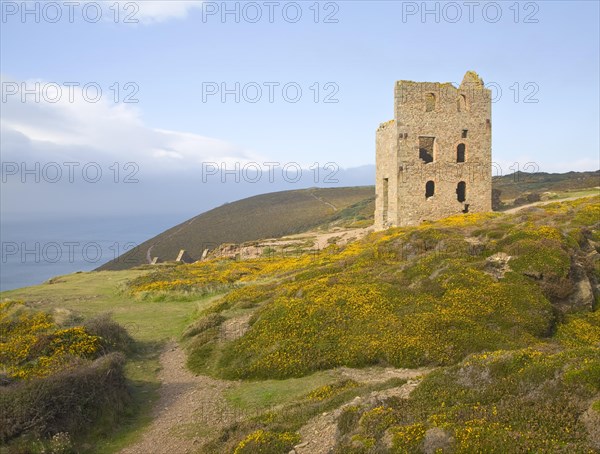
(375, 71, 492, 229)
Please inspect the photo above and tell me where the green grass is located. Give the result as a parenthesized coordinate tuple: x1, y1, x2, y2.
(1, 270, 218, 342)
(551, 188, 600, 199)
(88, 357, 160, 453)
(225, 371, 336, 411)
(203, 377, 408, 453)
(0, 269, 219, 453)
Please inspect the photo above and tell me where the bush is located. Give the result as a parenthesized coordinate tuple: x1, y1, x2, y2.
(83, 313, 135, 354)
(306, 379, 359, 402)
(338, 406, 361, 436)
(0, 303, 103, 380)
(0, 352, 131, 443)
(233, 430, 300, 454)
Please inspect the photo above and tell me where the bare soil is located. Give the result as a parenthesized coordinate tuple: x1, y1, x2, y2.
(120, 341, 234, 454)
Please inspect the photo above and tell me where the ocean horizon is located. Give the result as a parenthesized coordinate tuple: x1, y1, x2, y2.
(0, 214, 179, 292)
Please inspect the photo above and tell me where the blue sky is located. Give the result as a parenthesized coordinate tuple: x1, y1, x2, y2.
(1, 0, 599, 218)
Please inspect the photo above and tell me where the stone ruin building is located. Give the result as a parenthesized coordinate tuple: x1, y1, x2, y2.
(374, 71, 492, 229)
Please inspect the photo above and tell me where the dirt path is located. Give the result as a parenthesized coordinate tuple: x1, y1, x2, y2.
(119, 341, 433, 454)
(311, 227, 371, 250)
(309, 191, 338, 211)
(336, 365, 432, 385)
(120, 341, 233, 454)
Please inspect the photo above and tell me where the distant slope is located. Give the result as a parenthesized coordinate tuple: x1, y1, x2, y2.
(98, 171, 599, 271)
(494, 170, 599, 199)
(98, 187, 374, 271)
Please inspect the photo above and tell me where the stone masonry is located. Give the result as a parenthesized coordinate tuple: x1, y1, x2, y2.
(374, 71, 492, 229)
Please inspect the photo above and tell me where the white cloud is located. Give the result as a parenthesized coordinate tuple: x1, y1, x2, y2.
(0, 75, 262, 172)
(131, 0, 204, 24)
(86, 0, 204, 25)
(13, 1, 204, 25)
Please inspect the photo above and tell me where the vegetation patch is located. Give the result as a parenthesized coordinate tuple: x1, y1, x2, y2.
(0, 301, 133, 449)
(335, 345, 600, 453)
(306, 379, 360, 401)
(173, 197, 600, 380)
(203, 377, 408, 454)
(226, 371, 335, 410)
(233, 429, 301, 454)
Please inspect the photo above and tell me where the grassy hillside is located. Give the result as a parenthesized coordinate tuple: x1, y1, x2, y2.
(335, 342, 600, 452)
(98, 186, 374, 271)
(2, 195, 599, 453)
(129, 197, 599, 378)
(99, 171, 598, 271)
(122, 195, 599, 452)
(0, 270, 221, 453)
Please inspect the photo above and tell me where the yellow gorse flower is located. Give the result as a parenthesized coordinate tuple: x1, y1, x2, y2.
(0, 301, 101, 380)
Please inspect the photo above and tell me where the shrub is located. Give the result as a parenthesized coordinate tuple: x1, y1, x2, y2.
(306, 379, 359, 402)
(359, 406, 397, 436)
(83, 313, 135, 354)
(556, 309, 600, 348)
(233, 429, 300, 454)
(0, 303, 103, 380)
(0, 352, 131, 443)
(390, 423, 427, 452)
(338, 406, 361, 436)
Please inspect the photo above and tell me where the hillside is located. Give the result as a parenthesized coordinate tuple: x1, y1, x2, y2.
(2, 195, 599, 453)
(128, 195, 600, 452)
(99, 171, 599, 271)
(98, 187, 374, 271)
(493, 170, 600, 201)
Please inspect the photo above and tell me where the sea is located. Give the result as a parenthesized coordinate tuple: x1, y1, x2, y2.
(0, 215, 179, 292)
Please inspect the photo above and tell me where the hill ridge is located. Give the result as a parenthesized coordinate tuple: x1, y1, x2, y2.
(98, 171, 599, 271)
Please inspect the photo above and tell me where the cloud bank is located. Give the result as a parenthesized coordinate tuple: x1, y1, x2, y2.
(1, 75, 261, 172)
(0, 75, 374, 219)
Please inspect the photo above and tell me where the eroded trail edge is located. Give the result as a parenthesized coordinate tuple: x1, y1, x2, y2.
(120, 341, 232, 454)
